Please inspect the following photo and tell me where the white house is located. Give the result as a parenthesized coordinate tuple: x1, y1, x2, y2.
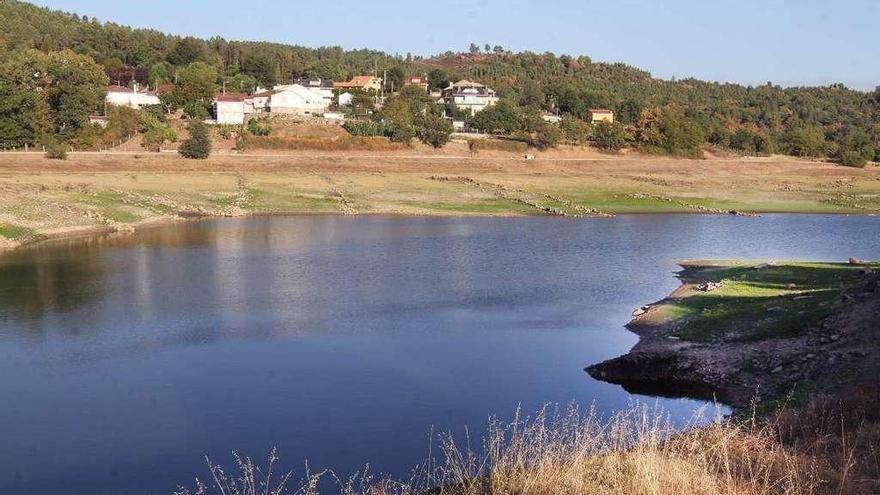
(212, 93, 248, 125)
(251, 90, 274, 113)
(338, 92, 354, 107)
(441, 80, 499, 115)
(292, 79, 335, 108)
(105, 84, 160, 109)
(267, 85, 327, 115)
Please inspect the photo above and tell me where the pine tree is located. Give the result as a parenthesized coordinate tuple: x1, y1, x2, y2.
(178, 121, 212, 159)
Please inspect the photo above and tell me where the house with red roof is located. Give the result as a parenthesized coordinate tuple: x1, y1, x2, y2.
(334, 76, 383, 92)
(212, 93, 249, 124)
(404, 75, 429, 91)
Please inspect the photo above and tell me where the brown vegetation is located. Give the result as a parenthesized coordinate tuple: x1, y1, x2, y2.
(175, 390, 880, 495)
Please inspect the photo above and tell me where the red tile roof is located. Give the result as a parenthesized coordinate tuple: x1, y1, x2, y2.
(106, 85, 133, 93)
(214, 93, 248, 102)
(253, 90, 276, 97)
(334, 76, 380, 88)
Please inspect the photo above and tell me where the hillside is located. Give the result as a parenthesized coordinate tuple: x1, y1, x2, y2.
(0, 0, 878, 162)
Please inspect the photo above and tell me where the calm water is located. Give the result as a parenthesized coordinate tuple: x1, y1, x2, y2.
(1, 214, 878, 495)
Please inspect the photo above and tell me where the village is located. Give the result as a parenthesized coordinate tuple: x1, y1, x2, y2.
(101, 73, 615, 134)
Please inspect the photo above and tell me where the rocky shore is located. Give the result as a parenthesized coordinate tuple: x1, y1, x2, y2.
(587, 261, 880, 409)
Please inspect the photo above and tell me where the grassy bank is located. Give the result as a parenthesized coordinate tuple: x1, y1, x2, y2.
(1, 148, 879, 250)
(176, 392, 879, 495)
(175, 261, 880, 495)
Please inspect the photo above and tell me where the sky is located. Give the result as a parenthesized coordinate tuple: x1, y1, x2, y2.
(31, 0, 880, 90)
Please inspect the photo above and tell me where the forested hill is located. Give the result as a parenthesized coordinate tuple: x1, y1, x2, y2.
(1, 0, 878, 162)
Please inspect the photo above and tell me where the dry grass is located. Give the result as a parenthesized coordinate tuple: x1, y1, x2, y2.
(1, 150, 879, 247)
(243, 135, 409, 152)
(467, 139, 530, 154)
(175, 390, 880, 495)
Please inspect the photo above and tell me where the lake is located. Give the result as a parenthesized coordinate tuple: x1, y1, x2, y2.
(1, 214, 878, 495)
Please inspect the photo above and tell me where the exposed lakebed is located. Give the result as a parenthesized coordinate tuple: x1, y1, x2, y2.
(1, 214, 879, 495)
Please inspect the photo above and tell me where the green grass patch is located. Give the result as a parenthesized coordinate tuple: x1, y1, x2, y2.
(0, 222, 34, 239)
(667, 262, 878, 343)
(398, 198, 538, 214)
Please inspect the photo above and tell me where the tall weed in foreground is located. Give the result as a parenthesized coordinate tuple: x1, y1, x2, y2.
(175, 402, 862, 495)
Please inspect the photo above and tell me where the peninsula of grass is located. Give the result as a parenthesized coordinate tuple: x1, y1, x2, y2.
(661, 261, 879, 342)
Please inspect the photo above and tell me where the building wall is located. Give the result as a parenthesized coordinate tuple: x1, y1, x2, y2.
(214, 102, 245, 125)
(106, 92, 160, 110)
(591, 112, 614, 124)
(448, 95, 499, 114)
(269, 87, 327, 114)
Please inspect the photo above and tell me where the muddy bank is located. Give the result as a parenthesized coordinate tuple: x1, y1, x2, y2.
(587, 262, 880, 409)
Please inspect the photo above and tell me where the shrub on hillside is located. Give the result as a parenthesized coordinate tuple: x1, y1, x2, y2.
(44, 140, 68, 160)
(415, 113, 453, 148)
(183, 101, 209, 121)
(343, 120, 392, 137)
(246, 118, 271, 137)
(729, 128, 773, 155)
(840, 150, 868, 168)
(560, 117, 592, 144)
(591, 121, 629, 151)
(467, 139, 529, 153)
(178, 121, 211, 159)
(527, 122, 561, 150)
(389, 123, 415, 145)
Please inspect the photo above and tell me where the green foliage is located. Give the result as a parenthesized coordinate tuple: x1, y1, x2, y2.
(183, 101, 209, 121)
(838, 128, 874, 163)
(415, 112, 453, 148)
(167, 37, 210, 66)
(140, 104, 166, 123)
(729, 128, 773, 155)
(0, 76, 47, 148)
(343, 120, 392, 137)
(591, 121, 629, 151)
(0, 0, 877, 160)
(178, 121, 211, 159)
(471, 99, 524, 134)
(139, 108, 175, 151)
(172, 62, 218, 108)
(528, 121, 561, 150)
(222, 73, 259, 95)
(635, 107, 705, 157)
(385, 66, 405, 92)
(560, 117, 592, 144)
(105, 105, 140, 141)
(44, 139, 68, 159)
(0, 48, 107, 141)
(389, 123, 416, 144)
(246, 118, 272, 136)
(840, 150, 867, 168)
(427, 69, 449, 91)
(784, 126, 829, 158)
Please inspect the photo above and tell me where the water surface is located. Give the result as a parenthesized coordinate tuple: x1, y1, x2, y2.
(1, 214, 878, 495)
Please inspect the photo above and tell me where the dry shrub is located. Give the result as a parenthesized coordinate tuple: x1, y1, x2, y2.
(467, 139, 530, 154)
(176, 399, 874, 495)
(243, 135, 408, 152)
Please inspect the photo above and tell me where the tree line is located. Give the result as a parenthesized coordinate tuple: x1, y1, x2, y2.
(0, 0, 878, 165)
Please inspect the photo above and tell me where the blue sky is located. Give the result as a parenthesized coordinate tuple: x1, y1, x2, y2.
(32, 0, 880, 90)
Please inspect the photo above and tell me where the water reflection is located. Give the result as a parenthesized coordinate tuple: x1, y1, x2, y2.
(0, 214, 878, 495)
